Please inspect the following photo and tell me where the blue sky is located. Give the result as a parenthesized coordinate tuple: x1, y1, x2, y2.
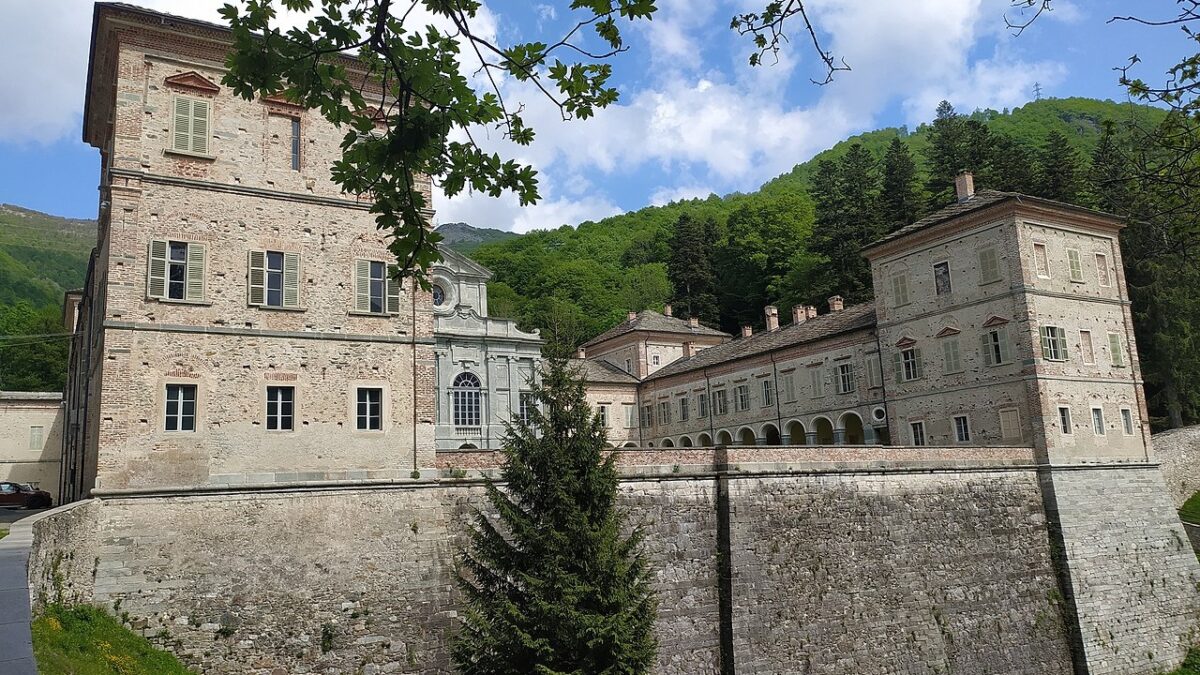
(0, 1, 1191, 231)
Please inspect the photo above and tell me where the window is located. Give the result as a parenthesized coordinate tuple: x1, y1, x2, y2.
(933, 261, 952, 296)
(356, 387, 383, 431)
(895, 348, 923, 382)
(1058, 406, 1073, 434)
(652, 355, 660, 366)
(761, 379, 774, 407)
(1079, 330, 1095, 364)
(249, 250, 301, 308)
(942, 339, 962, 374)
(625, 359, 632, 374)
(1067, 249, 1084, 282)
(165, 384, 197, 432)
(782, 374, 796, 401)
(1091, 407, 1106, 436)
(28, 426, 44, 450)
(679, 397, 690, 422)
(593, 404, 607, 428)
(910, 421, 926, 447)
(451, 373, 481, 427)
(266, 386, 294, 431)
(953, 415, 971, 443)
(978, 248, 1001, 284)
(999, 408, 1021, 442)
(712, 390, 728, 416)
(658, 401, 672, 425)
(641, 404, 654, 427)
(290, 117, 301, 171)
(624, 404, 636, 428)
(698, 392, 709, 418)
(981, 327, 1011, 366)
(1095, 253, 1111, 287)
(835, 364, 855, 394)
(432, 285, 445, 307)
(891, 274, 911, 307)
(148, 240, 206, 302)
(1107, 332, 1126, 367)
(519, 392, 535, 424)
(1033, 243, 1050, 278)
(171, 95, 210, 155)
(1040, 326, 1069, 361)
(810, 368, 824, 397)
(866, 359, 882, 388)
(354, 259, 400, 315)
(734, 385, 750, 412)
(1121, 408, 1135, 436)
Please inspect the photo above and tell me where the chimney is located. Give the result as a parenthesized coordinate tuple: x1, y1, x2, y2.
(688, 316, 699, 328)
(682, 341, 695, 358)
(741, 325, 753, 338)
(627, 311, 637, 322)
(828, 295, 844, 312)
(805, 305, 818, 320)
(575, 347, 586, 359)
(955, 170, 975, 203)
(764, 305, 779, 331)
(792, 305, 806, 325)
(663, 303, 673, 317)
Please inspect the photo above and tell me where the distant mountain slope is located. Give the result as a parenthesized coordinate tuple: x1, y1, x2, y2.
(435, 221, 519, 255)
(0, 204, 95, 308)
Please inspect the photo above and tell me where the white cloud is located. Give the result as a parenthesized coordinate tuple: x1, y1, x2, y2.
(650, 184, 716, 206)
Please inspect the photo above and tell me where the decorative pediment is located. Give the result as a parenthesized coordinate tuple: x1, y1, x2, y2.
(164, 71, 220, 95)
(982, 315, 1010, 328)
(895, 336, 917, 348)
(434, 245, 493, 280)
(935, 326, 962, 338)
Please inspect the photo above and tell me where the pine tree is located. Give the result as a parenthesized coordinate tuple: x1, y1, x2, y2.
(452, 359, 659, 674)
(988, 134, 1038, 194)
(1036, 130, 1085, 203)
(880, 137, 923, 231)
(667, 214, 719, 325)
(1086, 125, 1130, 213)
(802, 144, 882, 304)
(924, 101, 969, 207)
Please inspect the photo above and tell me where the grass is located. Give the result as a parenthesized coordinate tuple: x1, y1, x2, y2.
(32, 604, 194, 674)
(0, 528, 8, 541)
(1180, 491, 1200, 524)
(1165, 647, 1200, 675)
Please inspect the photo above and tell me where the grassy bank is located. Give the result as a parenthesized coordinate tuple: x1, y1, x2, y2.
(1167, 647, 1200, 675)
(1181, 491, 1200, 524)
(32, 604, 194, 674)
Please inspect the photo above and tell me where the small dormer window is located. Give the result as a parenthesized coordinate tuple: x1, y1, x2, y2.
(432, 285, 445, 307)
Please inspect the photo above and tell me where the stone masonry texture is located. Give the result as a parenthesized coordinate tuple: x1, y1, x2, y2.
(1152, 426, 1200, 510)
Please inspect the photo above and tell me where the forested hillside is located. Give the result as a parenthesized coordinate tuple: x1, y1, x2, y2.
(435, 222, 519, 255)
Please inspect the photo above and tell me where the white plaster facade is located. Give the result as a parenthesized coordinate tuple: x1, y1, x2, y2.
(0, 393, 63, 502)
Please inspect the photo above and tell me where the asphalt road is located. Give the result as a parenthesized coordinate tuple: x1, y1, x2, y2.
(0, 508, 47, 526)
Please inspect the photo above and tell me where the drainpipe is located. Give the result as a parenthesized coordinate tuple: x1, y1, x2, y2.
(769, 351, 783, 443)
(411, 284, 418, 472)
(873, 327, 891, 446)
(704, 367, 716, 445)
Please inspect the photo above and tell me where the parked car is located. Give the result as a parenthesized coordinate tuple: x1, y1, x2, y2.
(0, 482, 52, 509)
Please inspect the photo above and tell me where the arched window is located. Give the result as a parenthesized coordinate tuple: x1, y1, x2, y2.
(452, 372, 482, 426)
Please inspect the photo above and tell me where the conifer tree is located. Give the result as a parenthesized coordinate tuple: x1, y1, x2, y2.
(667, 214, 720, 325)
(987, 134, 1038, 194)
(452, 359, 658, 674)
(924, 101, 969, 207)
(803, 144, 882, 304)
(880, 137, 923, 231)
(1036, 130, 1085, 203)
(1086, 125, 1130, 213)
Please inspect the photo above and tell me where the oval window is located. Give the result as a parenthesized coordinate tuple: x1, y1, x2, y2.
(432, 285, 445, 306)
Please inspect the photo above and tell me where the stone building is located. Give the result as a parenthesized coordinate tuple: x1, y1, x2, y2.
(0, 392, 62, 502)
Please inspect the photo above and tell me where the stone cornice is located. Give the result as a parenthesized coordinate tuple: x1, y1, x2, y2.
(104, 320, 436, 345)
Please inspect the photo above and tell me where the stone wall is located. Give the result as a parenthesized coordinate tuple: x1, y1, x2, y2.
(1152, 426, 1200, 510)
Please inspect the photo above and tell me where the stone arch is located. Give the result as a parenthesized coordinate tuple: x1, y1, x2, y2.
(786, 419, 807, 446)
(623, 442, 638, 448)
(716, 430, 734, 446)
(458, 443, 478, 450)
(760, 423, 781, 445)
(812, 416, 835, 445)
(698, 432, 713, 447)
(679, 435, 694, 447)
(737, 427, 758, 446)
(661, 438, 675, 448)
(839, 411, 866, 445)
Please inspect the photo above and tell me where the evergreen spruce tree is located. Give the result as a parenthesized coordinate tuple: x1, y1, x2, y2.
(803, 144, 882, 304)
(988, 134, 1039, 194)
(452, 359, 658, 674)
(667, 214, 720, 325)
(880, 137, 923, 231)
(924, 100, 969, 207)
(1036, 130, 1085, 203)
(1086, 125, 1131, 213)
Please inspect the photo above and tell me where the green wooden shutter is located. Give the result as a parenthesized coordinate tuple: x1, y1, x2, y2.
(980, 333, 992, 366)
(892, 352, 903, 383)
(185, 242, 206, 301)
(190, 99, 210, 154)
(1108, 333, 1125, 366)
(172, 97, 192, 152)
(1039, 327, 1051, 359)
(997, 327, 1011, 364)
(1068, 249, 1083, 281)
(354, 259, 371, 312)
(148, 240, 168, 298)
(979, 248, 999, 282)
(283, 252, 301, 307)
(913, 348, 923, 379)
(386, 264, 401, 314)
(248, 250, 266, 306)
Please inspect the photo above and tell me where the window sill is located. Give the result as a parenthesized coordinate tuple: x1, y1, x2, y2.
(253, 304, 308, 313)
(164, 148, 216, 161)
(348, 311, 397, 318)
(979, 277, 1003, 286)
(1069, 279, 1086, 284)
(149, 297, 212, 306)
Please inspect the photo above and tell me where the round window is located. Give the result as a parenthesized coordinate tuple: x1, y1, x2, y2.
(432, 285, 446, 307)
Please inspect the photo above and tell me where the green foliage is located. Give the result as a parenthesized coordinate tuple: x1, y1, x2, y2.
(667, 214, 719, 324)
(1037, 130, 1084, 203)
(880, 137, 923, 232)
(452, 359, 658, 674)
(1180, 491, 1200, 524)
(800, 145, 880, 306)
(32, 604, 195, 674)
(0, 301, 70, 391)
(1164, 647, 1200, 675)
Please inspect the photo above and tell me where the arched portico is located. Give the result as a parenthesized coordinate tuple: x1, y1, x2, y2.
(661, 438, 675, 448)
(698, 432, 713, 447)
(811, 417, 835, 445)
(623, 442, 638, 448)
(716, 430, 733, 446)
(785, 419, 806, 445)
(737, 427, 757, 446)
(760, 423, 782, 445)
(838, 411, 867, 445)
(679, 435, 694, 447)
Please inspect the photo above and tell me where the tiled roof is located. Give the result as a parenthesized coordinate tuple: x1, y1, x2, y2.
(581, 310, 729, 349)
(864, 189, 1122, 252)
(567, 359, 639, 385)
(645, 302, 878, 382)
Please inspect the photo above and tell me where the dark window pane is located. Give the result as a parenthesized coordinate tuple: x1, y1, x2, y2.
(169, 242, 187, 262)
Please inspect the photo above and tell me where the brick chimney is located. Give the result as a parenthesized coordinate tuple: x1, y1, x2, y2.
(764, 305, 779, 331)
(663, 303, 673, 317)
(688, 316, 699, 328)
(627, 311, 637, 322)
(955, 170, 975, 203)
(792, 305, 806, 325)
(682, 341, 695, 358)
(805, 305, 818, 320)
(575, 347, 586, 359)
(828, 295, 844, 312)
(741, 325, 753, 338)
